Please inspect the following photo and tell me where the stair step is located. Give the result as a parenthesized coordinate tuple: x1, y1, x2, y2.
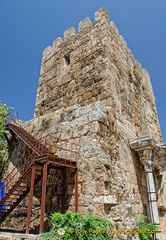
(12, 190, 23, 193)
(10, 193, 22, 196)
(20, 182, 28, 185)
(19, 184, 28, 188)
(4, 205, 10, 208)
(16, 187, 27, 191)
(6, 199, 17, 203)
(16, 184, 27, 187)
(9, 195, 21, 199)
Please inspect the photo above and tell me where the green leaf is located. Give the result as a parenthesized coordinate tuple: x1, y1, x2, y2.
(0, 101, 13, 180)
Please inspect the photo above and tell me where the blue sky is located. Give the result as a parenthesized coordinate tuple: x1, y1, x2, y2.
(0, 0, 166, 142)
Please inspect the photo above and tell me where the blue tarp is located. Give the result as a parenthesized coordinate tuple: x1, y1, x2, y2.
(0, 182, 6, 213)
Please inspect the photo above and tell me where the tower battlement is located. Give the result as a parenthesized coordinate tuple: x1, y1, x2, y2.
(35, 7, 122, 117)
(40, 8, 111, 65)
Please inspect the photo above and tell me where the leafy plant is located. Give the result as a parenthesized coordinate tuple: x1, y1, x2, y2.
(0, 101, 12, 139)
(0, 215, 11, 227)
(41, 211, 114, 240)
(0, 101, 13, 179)
(131, 213, 159, 240)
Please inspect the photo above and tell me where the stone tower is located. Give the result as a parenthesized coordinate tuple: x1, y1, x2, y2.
(5, 7, 166, 239)
(33, 6, 166, 238)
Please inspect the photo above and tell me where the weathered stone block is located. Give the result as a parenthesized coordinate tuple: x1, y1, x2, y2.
(78, 17, 92, 32)
(64, 27, 76, 41)
(53, 37, 63, 49)
(94, 7, 110, 22)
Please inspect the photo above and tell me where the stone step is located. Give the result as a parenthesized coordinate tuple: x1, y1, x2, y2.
(0, 231, 41, 240)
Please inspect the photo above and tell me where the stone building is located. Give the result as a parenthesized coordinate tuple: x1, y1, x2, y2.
(1, 7, 166, 240)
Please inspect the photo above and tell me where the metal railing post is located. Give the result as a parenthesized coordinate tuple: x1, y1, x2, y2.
(75, 168, 78, 212)
(40, 162, 48, 233)
(61, 168, 66, 214)
(26, 164, 36, 234)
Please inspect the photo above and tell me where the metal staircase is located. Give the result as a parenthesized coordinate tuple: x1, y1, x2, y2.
(0, 164, 43, 222)
(0, 123, 79, 233)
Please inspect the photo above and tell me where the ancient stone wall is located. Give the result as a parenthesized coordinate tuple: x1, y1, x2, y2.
(20, 99, 161, 238)
(28, 102, 148, 234)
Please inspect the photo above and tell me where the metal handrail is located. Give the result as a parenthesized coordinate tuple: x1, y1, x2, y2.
(0, 152, 35, 195)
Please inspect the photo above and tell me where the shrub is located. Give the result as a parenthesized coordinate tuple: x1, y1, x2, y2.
(0, 215, 11, 227)
(132, 213, 159, 240)
(0, 101, 13, 179)
(41, 211, 114, 240)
